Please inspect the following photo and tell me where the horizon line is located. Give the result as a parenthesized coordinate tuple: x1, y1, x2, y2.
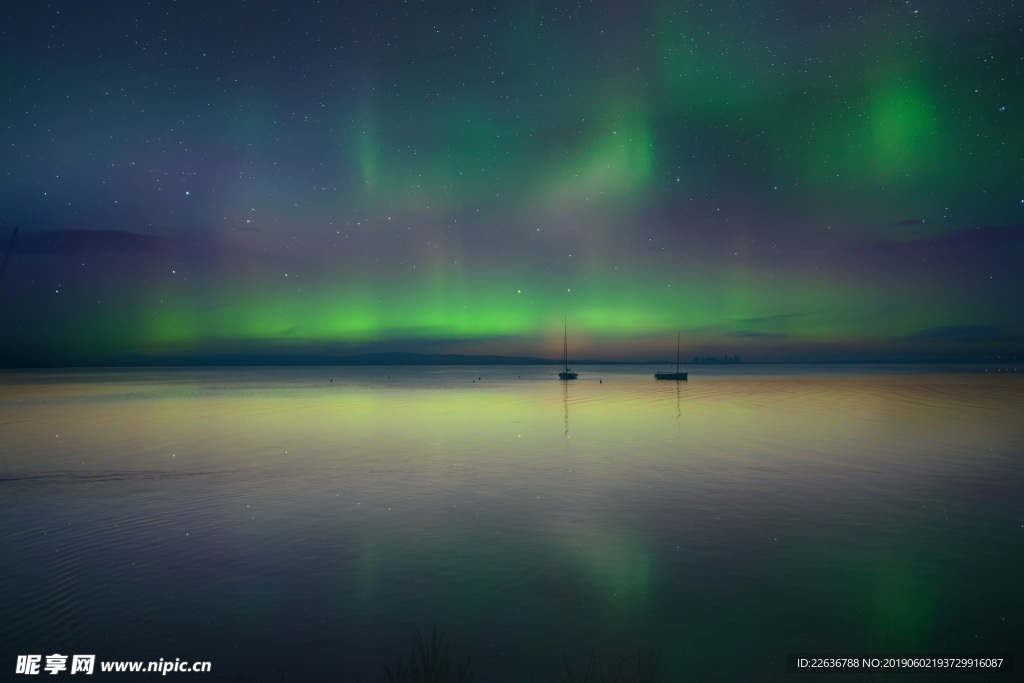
(1, 350, 1021, 370)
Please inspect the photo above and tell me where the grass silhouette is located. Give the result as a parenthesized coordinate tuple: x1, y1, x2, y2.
(383, 625, 475, 683)
(559, 647, 665, 683)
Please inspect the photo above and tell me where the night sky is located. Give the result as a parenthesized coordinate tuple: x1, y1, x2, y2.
(2, 0, 1022, 365)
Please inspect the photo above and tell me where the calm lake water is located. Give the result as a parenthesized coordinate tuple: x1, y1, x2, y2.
(1, 365, 1022, 681)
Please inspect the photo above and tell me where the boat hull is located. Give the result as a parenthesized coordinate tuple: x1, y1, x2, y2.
(654, 372, 688, 380)
(558, 371, 578, 380)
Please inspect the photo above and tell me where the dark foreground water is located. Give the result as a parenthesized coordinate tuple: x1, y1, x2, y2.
(1, 365, 1022, 681)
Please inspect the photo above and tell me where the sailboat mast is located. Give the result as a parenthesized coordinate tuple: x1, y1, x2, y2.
(563, 318, 568, 371)
(675, 332, 680, 373)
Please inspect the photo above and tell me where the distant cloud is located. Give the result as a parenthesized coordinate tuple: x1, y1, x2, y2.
(15, 229, 167, 255)
(903, 325, 1013, 343)
(730, 312, 807, 339)
(730, 330, 788, 338)
(733, 312, 810, 324)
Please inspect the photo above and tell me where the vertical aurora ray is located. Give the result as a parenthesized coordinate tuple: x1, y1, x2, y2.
(355, 119, 381, 197)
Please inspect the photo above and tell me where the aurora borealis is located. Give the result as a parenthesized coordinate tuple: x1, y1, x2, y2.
(1, 1, 1021, 365)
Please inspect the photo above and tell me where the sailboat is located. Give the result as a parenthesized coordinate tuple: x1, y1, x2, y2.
(558, 319, 578, 380)
(655, 333, 688, 380)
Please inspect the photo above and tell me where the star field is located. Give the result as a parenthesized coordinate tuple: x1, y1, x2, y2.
(1, 0, 1022, 364)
